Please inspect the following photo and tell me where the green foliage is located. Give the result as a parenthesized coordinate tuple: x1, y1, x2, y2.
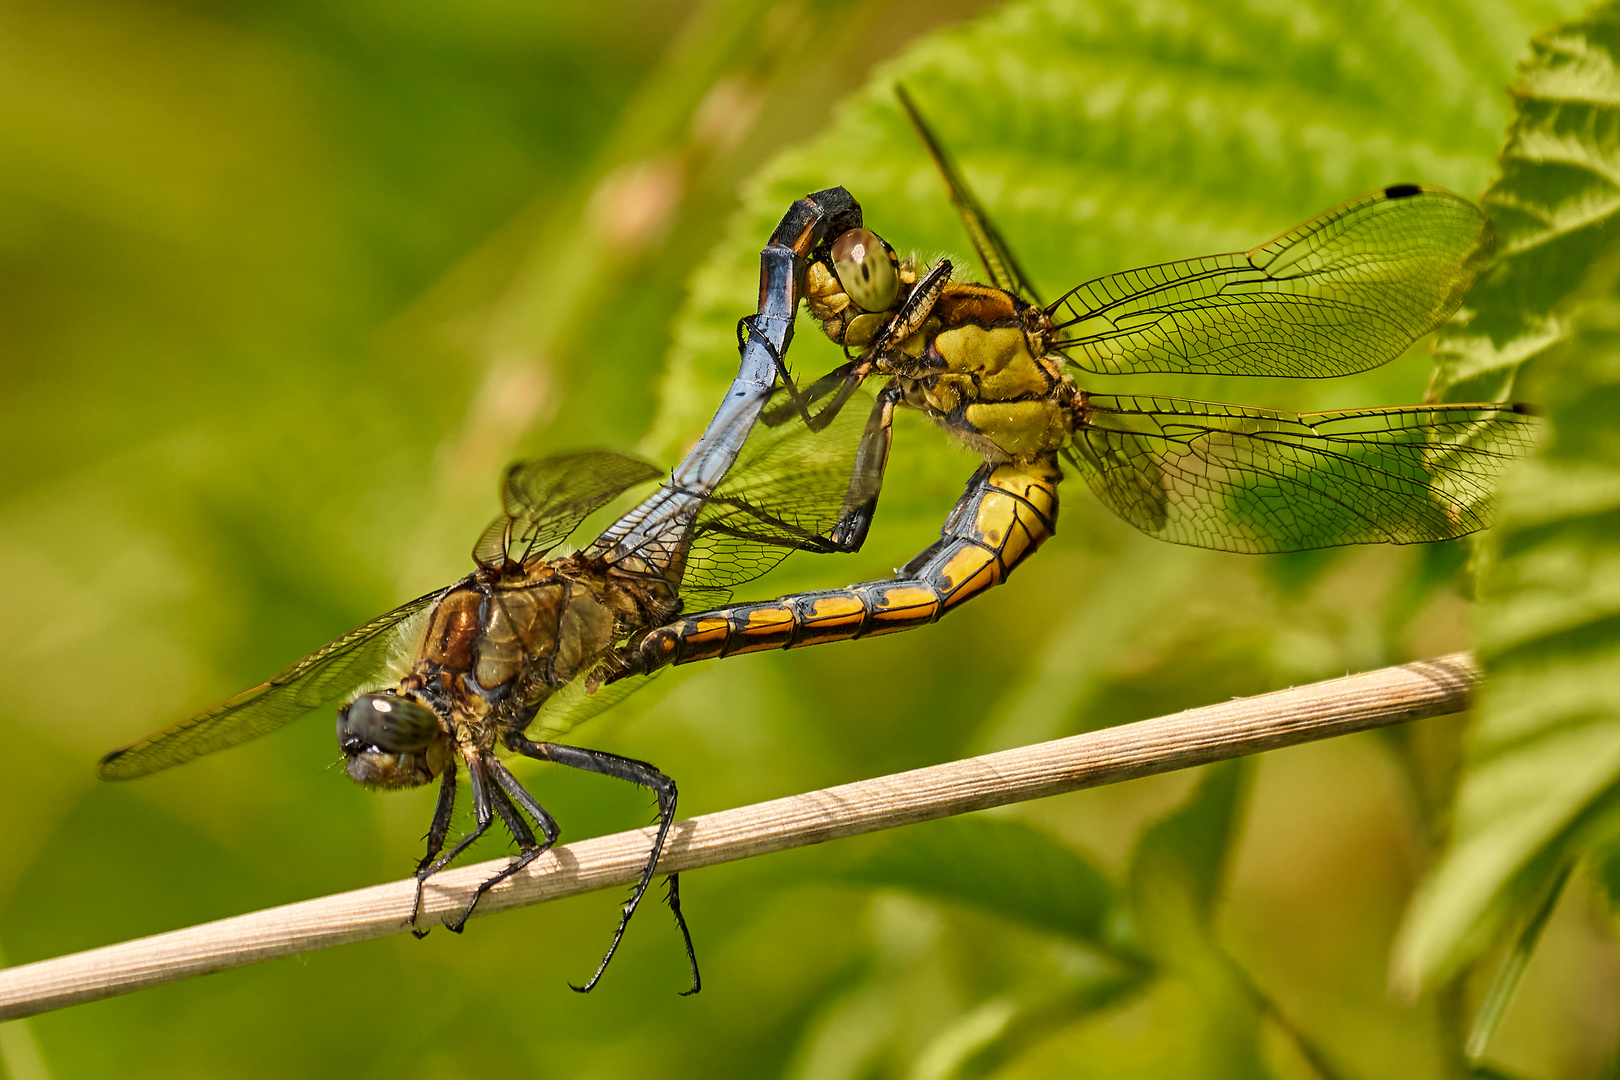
(1397, 279, 1620, 986)
(1129, 761, 1247, 945)
(1391, 7, 1620, 1055)
(4, 0, 1617, 1077)
(787, 767, 1270, 1079)
(1124, 762, 1269, 1078)
(836, 816, 1118, 946)
(792, 816, 1141, 1078)
(1431, 3, 1620, 404)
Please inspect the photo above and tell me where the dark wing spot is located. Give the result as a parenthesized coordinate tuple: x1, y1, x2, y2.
(1384, 183, 1422, 199)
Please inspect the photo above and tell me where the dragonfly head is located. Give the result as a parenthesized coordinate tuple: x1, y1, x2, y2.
(337, 692, 451, 789)
(807, 227, 922, 348)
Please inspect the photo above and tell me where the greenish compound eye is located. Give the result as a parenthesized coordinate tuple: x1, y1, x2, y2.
(831, 227, 900, 312)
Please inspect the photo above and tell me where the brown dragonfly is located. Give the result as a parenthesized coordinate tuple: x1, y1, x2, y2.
(97, 184, 869, 994)
(606, 86, 1535, 680)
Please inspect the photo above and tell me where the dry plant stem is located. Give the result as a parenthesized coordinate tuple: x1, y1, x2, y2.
(0, 653, 1479, 1021)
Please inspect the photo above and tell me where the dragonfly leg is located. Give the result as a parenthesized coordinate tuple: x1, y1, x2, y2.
(742, 317, 871, 433)
(507, 736, 695, 995)
(665, 872, 701, 996)
(698, 373, 896, 559)
(804, 362, 873, 433)
(737, 314, 803, 406)
(444, 757, 560, 933)
(872, 258, 951, 352)
(829, 380, 901, 551)
(487, 757, 562, 845)
(410, 759, 459, 935)
(413, 755, 496, 929)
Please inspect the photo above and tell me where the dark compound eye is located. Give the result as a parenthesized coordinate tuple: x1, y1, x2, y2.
(831, 227, 900, 312)
(337, 694, 442, 754)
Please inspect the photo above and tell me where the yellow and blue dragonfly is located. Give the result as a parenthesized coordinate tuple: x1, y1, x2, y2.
(608, 86, 1533, 679)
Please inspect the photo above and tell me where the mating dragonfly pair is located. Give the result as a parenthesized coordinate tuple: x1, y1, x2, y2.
(98, 88, 1535, 994)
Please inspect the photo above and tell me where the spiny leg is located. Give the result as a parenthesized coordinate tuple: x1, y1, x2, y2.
(443, 758, 563, 933)
(509, 736, 693, 994)
(413, 755, 495, 928)
(446, 777, 530, 932)
(741, 316, 870, 433)
(488, 757, 562, 845)
(830, 379, 901, 551)
(738, 315, 810, 422)
(871, 258, 952, 350)
(410, 759, 459, 935)
(738, 314, 795, 393)
(805, 361, 871, 432)
(665, 873, 701, 996)
(784, 362, 872, 434)
(754, 365, 901, 557)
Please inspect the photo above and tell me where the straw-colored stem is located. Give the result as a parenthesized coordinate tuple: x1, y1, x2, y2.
(0, 653, 1479, 1021)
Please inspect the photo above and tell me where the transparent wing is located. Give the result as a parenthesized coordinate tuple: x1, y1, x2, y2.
(525, 667, 664, 742)
(896, 83, 1042, 304)
(1049, 186, 1493, 378)
(98, 588, 446, 779)
(679, 385, 873, 605)
(476, 450, 664, 570)
(1069, 395, 1536, 553)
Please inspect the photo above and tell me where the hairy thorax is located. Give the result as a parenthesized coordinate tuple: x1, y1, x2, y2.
(805, 260, 1075, 464)
(411, 555, 681, 751)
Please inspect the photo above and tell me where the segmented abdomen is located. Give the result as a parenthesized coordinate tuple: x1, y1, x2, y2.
(624, 457, 1060, 672)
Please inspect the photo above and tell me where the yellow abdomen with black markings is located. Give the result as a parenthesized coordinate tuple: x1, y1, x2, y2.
(622, 456, 1061, 674)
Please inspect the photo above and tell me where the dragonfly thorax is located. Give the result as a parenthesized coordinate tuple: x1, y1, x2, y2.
(558, 550, 684, 634)
(812, 244, 1076, 464)
(401, 559, 677, 746)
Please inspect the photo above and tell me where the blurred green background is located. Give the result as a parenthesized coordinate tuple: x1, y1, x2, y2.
(2, 0, 1617, 1077)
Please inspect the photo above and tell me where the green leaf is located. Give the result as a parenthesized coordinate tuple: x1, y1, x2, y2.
(1128, 760, 1249, 953)
(782, 978, 903, 1080)
(834, 815, 1117, 947)
(804, 818, 1147, 1078)
(1126, 764, 1351, 1078)
(1394, 115, 1620, 995)
(1596, 842, 1620, 907)
(1432, 3, 1620, 403)
(1464, 864, 1572, 1063)
(1124, 761, 1268, 1078)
